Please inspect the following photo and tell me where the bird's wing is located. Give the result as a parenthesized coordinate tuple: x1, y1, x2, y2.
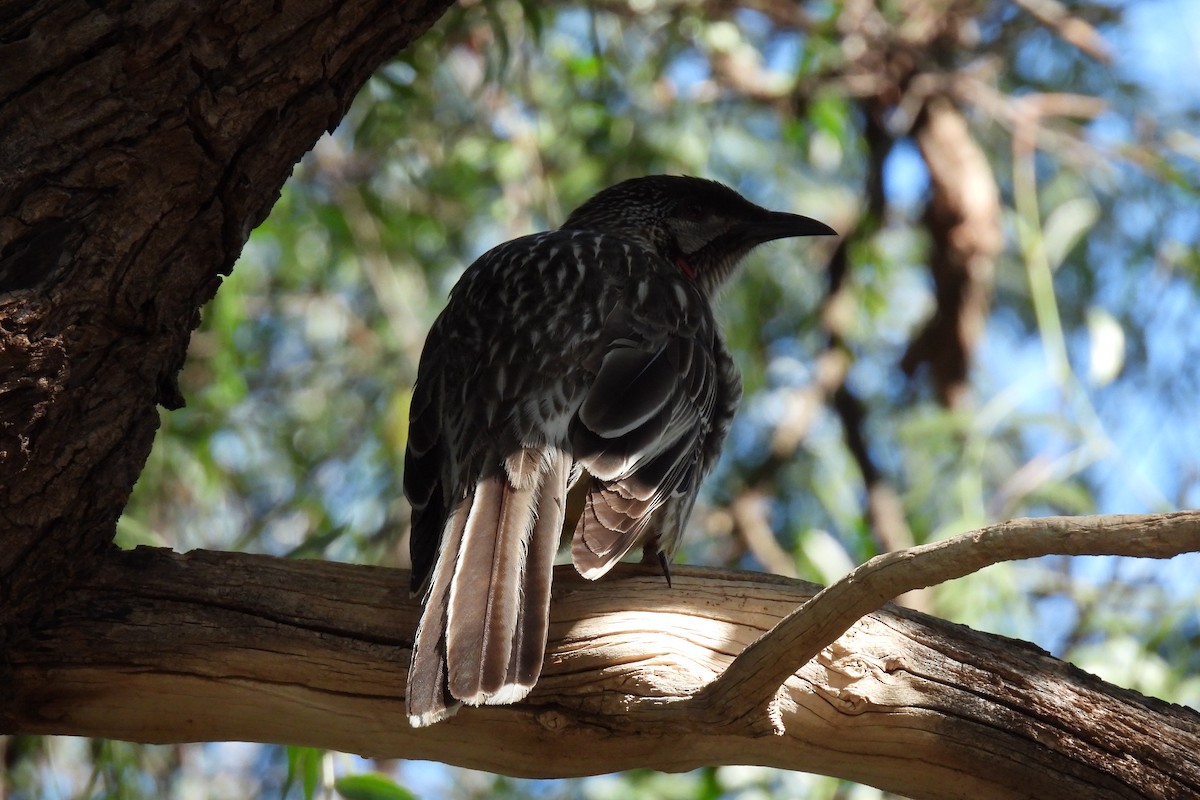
(570, 299, 718, 579)
(404, 331, 451, 596)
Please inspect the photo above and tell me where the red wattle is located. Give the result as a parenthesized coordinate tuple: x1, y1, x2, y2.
(674, 256, 696, 280)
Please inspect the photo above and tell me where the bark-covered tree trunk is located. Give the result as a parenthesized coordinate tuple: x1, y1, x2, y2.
(0, 0, 453, 628)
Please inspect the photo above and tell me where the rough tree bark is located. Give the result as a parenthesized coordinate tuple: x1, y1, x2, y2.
(0, 0, 454, 627)
(3, 546, 1199, 800)
(3, 4, 1199, 800)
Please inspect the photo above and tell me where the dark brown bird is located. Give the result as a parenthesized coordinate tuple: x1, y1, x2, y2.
(404, 175, 834, 726)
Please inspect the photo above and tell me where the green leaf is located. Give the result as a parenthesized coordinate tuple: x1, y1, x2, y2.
(283, 746, 323, 800)
(334, 773, 418, 800)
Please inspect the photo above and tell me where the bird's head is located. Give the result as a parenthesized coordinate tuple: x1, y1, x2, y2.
(560, 175, 836, 295)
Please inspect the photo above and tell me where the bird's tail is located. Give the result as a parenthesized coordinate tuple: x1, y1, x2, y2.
(406, 447, 569, 727)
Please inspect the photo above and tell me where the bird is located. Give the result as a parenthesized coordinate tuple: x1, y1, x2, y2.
(403, 175, 835, 727)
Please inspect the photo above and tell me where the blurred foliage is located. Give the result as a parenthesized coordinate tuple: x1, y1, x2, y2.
(9, 0, 1200, 798)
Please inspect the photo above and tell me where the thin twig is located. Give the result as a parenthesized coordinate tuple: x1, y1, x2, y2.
(1012, 0, 1113, 64)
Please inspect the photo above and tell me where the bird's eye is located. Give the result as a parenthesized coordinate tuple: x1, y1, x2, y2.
(679, 202, 706, 221)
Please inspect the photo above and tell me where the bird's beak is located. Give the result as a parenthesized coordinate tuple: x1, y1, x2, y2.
(749, 210, 838, 243)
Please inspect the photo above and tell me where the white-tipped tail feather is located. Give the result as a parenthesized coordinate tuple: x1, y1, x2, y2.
(406, 449, 568, 726)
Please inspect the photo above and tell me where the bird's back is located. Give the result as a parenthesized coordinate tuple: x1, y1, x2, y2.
(406, 227, 712, 592)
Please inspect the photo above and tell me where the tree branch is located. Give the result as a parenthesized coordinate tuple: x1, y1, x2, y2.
(698, 511, 1200, 732)
(1012, 0, 1113, 64)
(3, 539, 1198, 799)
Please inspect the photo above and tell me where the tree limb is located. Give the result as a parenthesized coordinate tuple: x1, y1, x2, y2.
(4, 520, 1199, 799)
(699, 511, 1200, 732)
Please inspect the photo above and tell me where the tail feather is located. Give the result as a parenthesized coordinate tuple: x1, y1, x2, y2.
(446, 473, 537, 702)
(407, 448, 569, 725)
(406, 502, 468, 728)
(506, 450, 568, 691)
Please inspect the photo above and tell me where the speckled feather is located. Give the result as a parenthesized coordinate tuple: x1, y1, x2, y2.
(403, 176, 834, 726)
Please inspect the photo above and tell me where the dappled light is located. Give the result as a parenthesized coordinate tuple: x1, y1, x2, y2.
(3, 0, 1199, 797)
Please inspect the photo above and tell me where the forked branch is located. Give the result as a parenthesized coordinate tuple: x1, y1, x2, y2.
(693, 511, 1200, 732)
